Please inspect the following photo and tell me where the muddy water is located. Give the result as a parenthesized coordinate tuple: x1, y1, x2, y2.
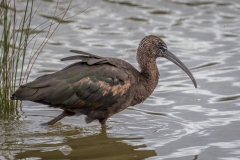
(1, 0, 240, 159)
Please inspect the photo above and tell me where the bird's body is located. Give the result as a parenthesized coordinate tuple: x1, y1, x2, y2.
(11, 35, 197, 126)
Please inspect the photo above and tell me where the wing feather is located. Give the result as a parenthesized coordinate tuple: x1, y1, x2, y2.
(14, 64, 133, 110)
(69, 50, 102, 58)
(12, 50, 135, 111)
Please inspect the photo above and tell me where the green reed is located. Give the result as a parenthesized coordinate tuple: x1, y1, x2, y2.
(0, 0, 73, 118)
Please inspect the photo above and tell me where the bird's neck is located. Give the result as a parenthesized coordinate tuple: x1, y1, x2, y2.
(140, 59, 160, 92)
(131, 60, 159, 106)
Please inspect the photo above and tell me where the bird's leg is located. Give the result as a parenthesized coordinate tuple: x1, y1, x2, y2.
(41, 110, 75, 126)
(99, 118, 108, 128)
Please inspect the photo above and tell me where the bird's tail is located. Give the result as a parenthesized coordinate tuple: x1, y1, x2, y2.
(10, 93, 16, 100)
(10, 74, 52, 101)
(10, 86, 39, 101)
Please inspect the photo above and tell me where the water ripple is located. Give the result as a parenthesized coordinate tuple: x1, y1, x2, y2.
(1, 0, 240, 159)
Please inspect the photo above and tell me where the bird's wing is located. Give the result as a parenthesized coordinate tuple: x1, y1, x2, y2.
(13, 51, 135, 111)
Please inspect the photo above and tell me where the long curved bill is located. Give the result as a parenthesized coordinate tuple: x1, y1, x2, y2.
(162, 50, 197, 88)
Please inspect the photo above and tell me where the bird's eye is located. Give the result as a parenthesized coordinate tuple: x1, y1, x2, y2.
(160, 46, 167, 53)
(160, 46, 167, 52)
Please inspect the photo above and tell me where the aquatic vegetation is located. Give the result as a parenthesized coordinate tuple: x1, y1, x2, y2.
(0, 0, 73, 117)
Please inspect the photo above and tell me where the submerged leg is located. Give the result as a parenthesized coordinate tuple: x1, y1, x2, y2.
(99, 118, 108, 128)
(41, 110, 75, 126)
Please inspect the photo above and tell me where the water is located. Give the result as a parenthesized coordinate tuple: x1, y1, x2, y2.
(1, 0, 240, 159)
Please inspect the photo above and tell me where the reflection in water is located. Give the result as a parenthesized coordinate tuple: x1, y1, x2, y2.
(0, 121, 156, 159)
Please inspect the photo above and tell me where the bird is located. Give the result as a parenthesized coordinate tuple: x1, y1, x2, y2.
(11, 35, 197, 127)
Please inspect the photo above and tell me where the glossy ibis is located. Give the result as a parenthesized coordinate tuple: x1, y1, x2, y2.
(11, 35, 197, 127)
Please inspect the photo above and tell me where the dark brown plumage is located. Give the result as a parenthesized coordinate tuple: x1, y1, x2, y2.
(11, 35, 197, 127)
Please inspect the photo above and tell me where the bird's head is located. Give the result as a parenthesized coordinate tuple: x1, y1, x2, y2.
(137, 35, 197, 88)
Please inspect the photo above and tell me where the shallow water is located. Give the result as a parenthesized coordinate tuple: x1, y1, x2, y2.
(1, 0, 240, 159)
